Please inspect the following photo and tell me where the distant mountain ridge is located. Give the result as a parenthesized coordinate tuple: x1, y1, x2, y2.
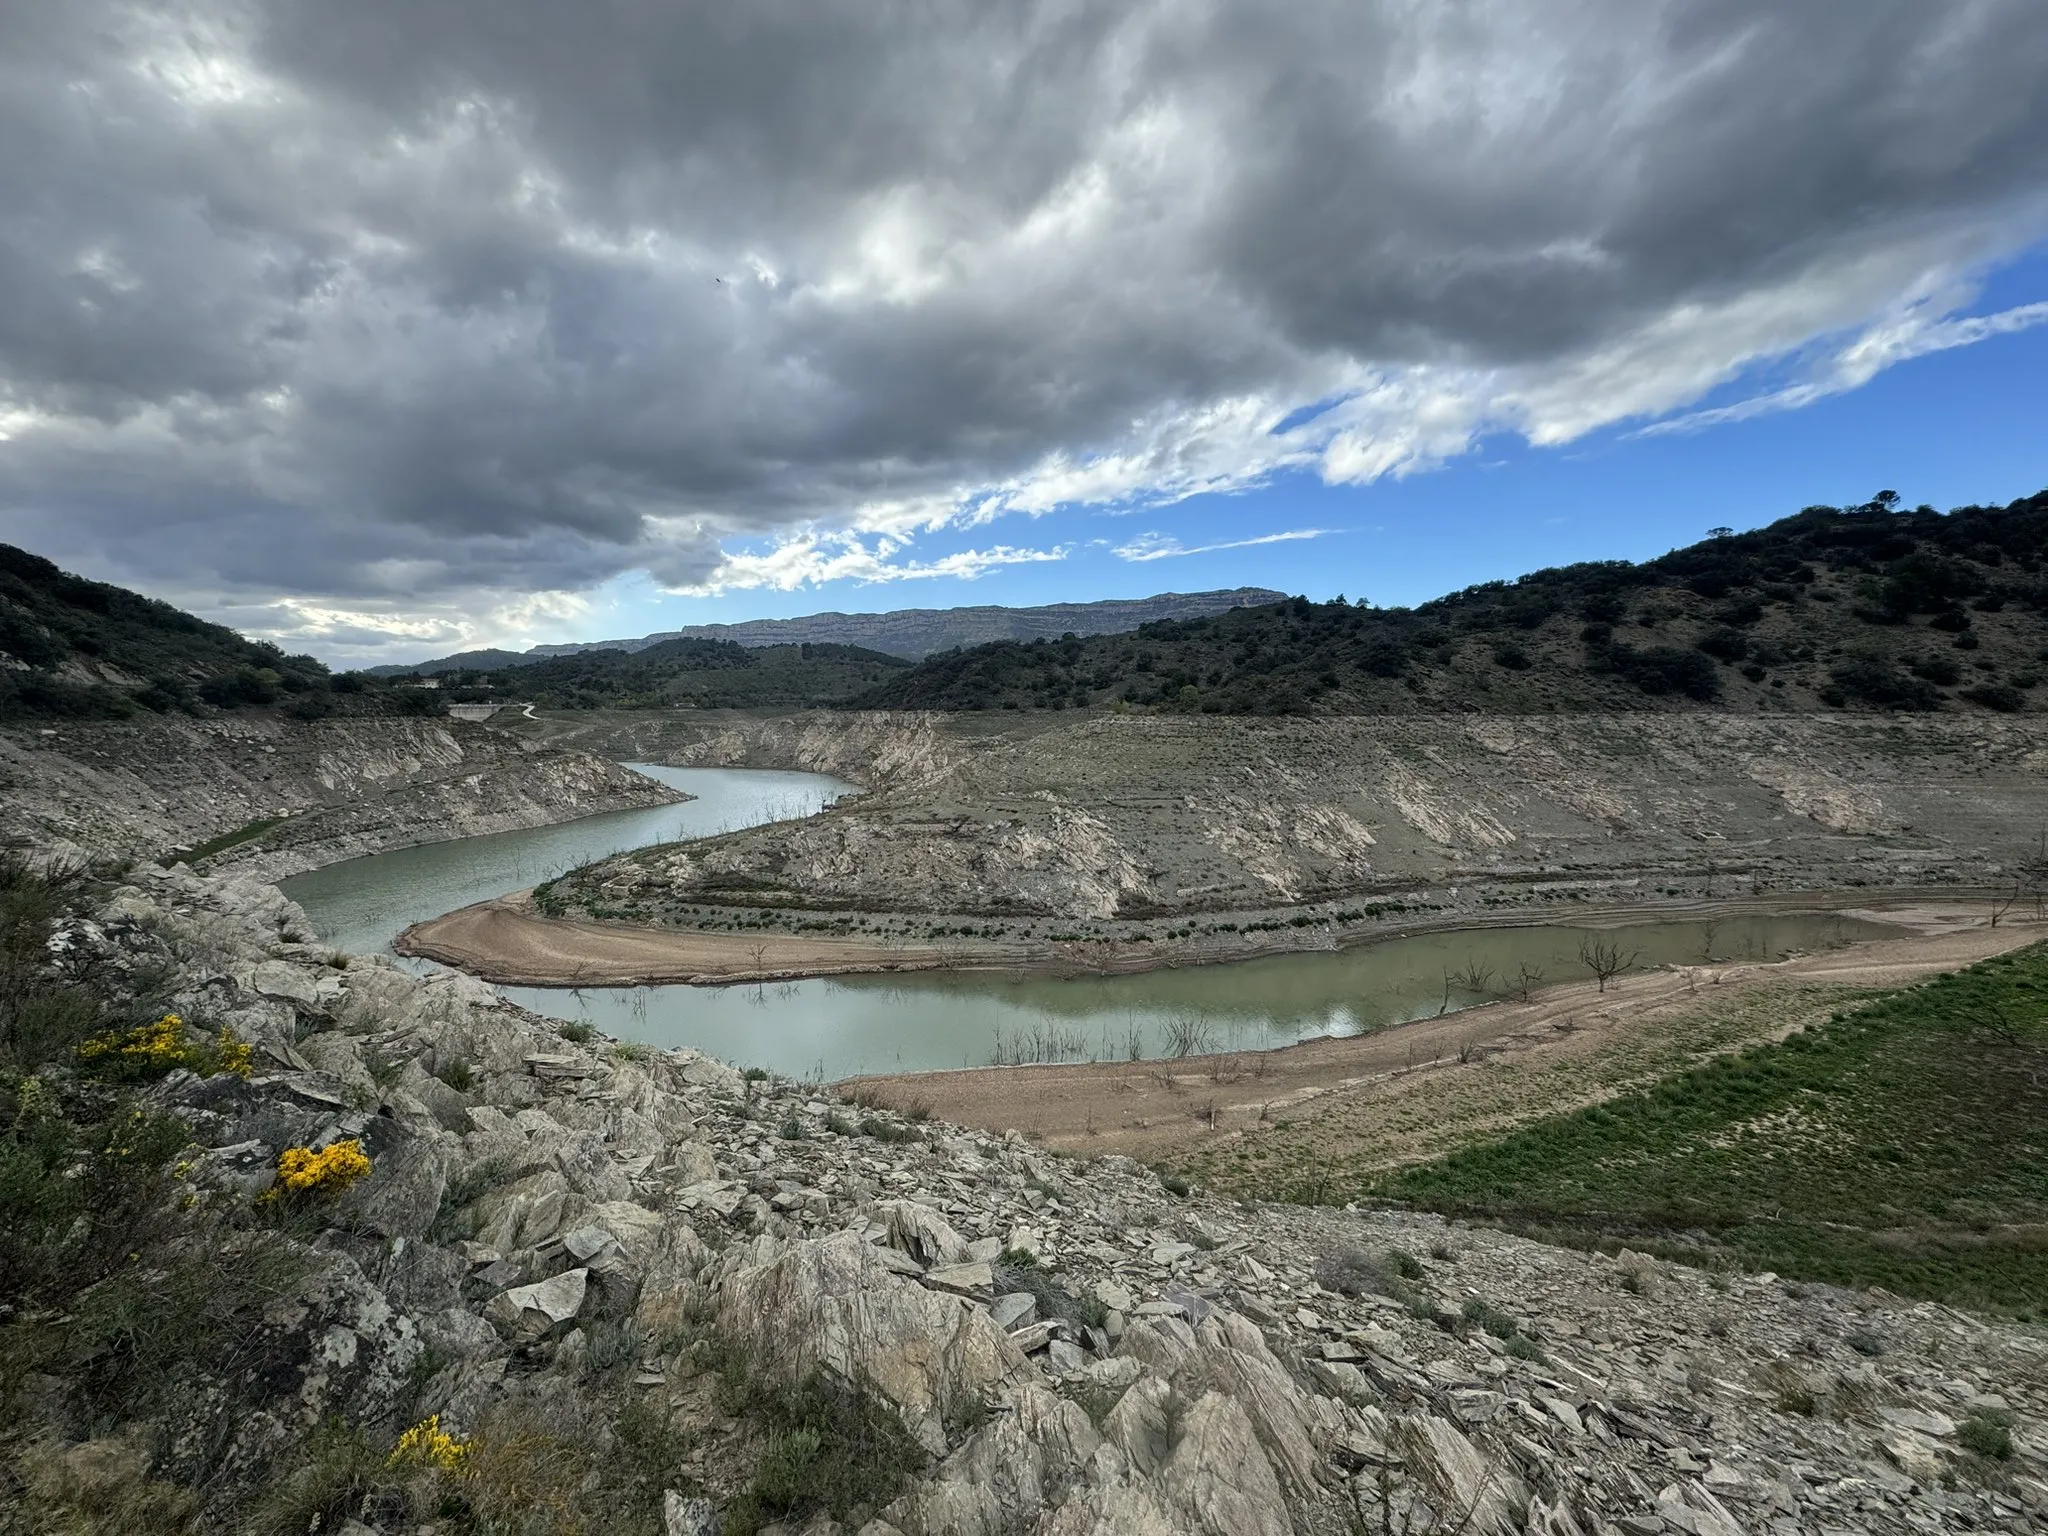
(370, 588, 1285, 674)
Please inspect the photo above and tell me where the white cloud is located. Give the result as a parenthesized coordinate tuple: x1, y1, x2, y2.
(673, 534, 1069, 595)
(1113, 528, 1336, 562)
(221, 588, 597, 665)
(1638, 294, 2048, 438)
(1, 0, 2045, 659)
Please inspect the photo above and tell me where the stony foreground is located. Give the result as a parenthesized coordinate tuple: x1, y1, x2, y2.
(40, 863, 2048, 1533)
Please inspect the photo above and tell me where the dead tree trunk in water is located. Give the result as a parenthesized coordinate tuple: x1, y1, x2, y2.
(1579, 935, 1639, 993)
(1990, 880, 2020, 928)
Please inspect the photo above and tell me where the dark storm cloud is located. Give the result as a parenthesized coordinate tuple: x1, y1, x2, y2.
(0, 0, 2044, 651)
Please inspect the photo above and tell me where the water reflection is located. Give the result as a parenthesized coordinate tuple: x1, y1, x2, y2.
(501, 910, 1889, 1081)
(284, 768, 1889, 1081)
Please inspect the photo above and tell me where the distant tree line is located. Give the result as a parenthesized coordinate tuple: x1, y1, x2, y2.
(856, 488, 2048, 715)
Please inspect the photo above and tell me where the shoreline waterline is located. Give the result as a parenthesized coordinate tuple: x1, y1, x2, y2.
(395, 884, 1976, 990)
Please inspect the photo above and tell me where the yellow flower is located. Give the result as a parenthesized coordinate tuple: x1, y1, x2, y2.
(79, 1012, 188, 1066)
(215, 1025, 254, 1080)
(390, 1414, 468, 1472)
(80, 1013, 258, 1081)
(271, 1138, 373, 1199)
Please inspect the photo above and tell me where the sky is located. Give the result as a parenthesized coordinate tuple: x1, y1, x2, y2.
(0, 2, 2045, 666)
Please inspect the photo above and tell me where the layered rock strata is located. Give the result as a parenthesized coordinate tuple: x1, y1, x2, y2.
(0, 714, 680, 875)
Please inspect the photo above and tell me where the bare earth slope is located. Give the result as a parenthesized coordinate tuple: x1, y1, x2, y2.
(452, 711, 2048, 984)
(0, 713, 681, 876)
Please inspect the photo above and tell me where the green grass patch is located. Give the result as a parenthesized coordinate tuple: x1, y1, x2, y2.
(1374, 945, 2048, 1313)
(178, 816, 285, 864)
(713, 1365, 926, 1535)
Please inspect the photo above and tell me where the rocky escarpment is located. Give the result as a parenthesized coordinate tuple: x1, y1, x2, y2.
(0, 713, 681, 876)
(25, 864, 2047, 1533)
(557, 712, 2048, 934)
(511, 707, 969, 794)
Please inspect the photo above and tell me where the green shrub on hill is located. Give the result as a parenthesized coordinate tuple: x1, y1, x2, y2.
(0, 543, 441, 723)
(423, 637, 911, 711)
(857, 488, 2048, 714)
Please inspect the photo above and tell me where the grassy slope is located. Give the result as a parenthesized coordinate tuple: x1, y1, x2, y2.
(859, 489, 2048, 715)
(1368, 946, 2048, 1314)
(1186, 979, 1865, 1203)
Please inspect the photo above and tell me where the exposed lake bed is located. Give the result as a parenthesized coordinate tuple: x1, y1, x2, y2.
(282, 760, 1991, 1080)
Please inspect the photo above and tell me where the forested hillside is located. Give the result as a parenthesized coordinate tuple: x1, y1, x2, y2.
(18, 489, 2048, 724)
(0, 544, 440, 722)
(859, 490, 2048, 714)
(428, 637, 911, 710)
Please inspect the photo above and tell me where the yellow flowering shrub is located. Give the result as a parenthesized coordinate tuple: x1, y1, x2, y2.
(390, 1414, 469, 1472)
(76, 1013, 254, 1081)
(214, 1025, 254, 1079)
(78, 1013, 190, 1074)
(271, 1138, 372, 1200)
(97, 1104, 189, 1168)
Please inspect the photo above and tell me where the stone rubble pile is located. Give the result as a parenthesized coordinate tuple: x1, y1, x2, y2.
(54, 864, 2048, 1533)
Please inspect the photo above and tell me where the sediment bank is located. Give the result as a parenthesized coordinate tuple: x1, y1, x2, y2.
(398, 884, 1999, 987)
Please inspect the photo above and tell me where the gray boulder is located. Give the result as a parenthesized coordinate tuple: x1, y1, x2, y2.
(484, 1267, 589, 1341)
(881, 1199, 971, 1267)
(712, 1231, 1034, 1453)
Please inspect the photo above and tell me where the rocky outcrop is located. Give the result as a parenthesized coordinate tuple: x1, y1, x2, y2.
(27, 862, 2048, 1534)
(554, 711, 2048, 934)
(710, 1230, 1034, 1452)
(520, 707, 966, 793)
(0, 713, 680, 874)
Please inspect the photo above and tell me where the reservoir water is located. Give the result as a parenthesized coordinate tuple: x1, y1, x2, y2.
(279, 765, 858, 960)
(284, 765, 1893, 1080)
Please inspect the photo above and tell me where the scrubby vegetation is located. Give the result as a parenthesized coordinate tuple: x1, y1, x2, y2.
(418, 637, 910, 712)
(245, 1396, 692, 1536)
(15, 487, 2048, 724)
(0, 852, 733, 1534)
(0, 853, 308, 1522)
(709, 1362, 928, 1535)
(1373, 944, 2048, 1314)
(860, 488, 2048, 714)
(0, 542, 444, 723)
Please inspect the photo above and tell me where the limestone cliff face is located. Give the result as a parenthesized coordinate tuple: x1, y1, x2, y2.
(0, 714, 680, 873)
(517, 707, 969, 792)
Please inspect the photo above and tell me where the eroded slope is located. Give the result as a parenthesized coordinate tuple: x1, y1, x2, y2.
(553, 713, 2048, 941)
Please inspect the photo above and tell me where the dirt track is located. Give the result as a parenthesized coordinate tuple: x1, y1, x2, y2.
(837, 911, 2043, 1175)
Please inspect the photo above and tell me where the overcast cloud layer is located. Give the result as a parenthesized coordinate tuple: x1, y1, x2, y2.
(2, 0, 2046, 658)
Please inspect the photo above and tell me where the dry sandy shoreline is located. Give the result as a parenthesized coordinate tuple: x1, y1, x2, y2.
(395, 882, 2005, 987)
